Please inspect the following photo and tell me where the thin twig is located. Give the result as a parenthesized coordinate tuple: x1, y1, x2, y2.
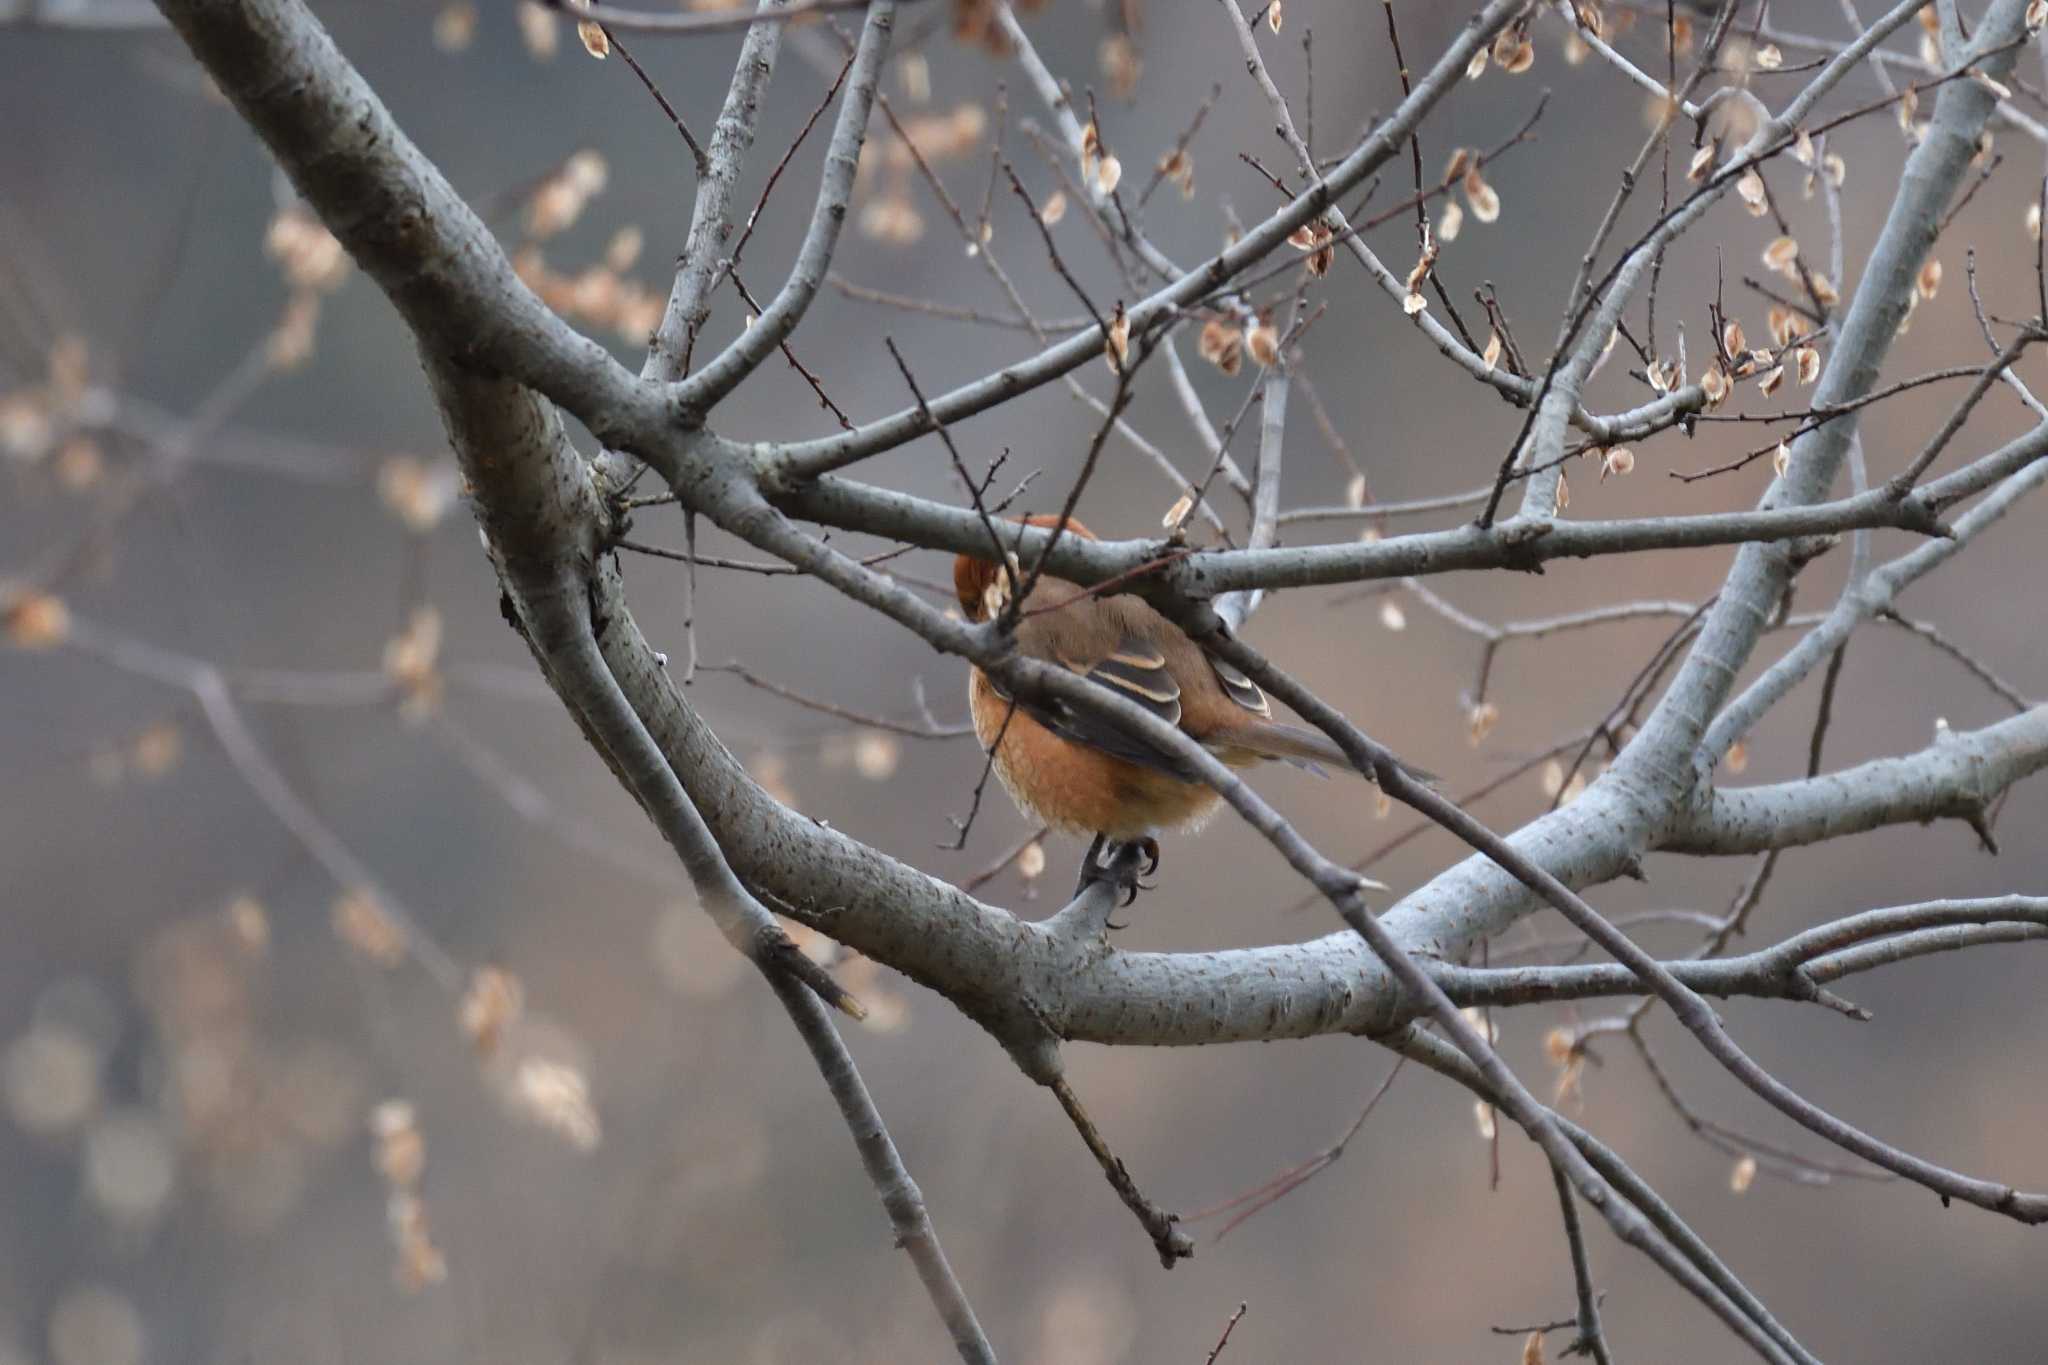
(1204, 1303, 1249, 1364)
(1049, 1074, 1193, 1267)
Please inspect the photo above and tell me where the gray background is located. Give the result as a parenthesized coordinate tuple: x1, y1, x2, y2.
(3, 3, 2046, 1361)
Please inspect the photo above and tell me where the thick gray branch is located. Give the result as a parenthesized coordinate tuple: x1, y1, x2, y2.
(1438, 897, 2048, 1009)
(1665, 708, 2048, 855)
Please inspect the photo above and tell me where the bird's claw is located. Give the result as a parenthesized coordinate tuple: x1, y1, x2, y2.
(1074, 835, 1155, 919)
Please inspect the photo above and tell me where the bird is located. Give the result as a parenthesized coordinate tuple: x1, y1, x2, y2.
(954, 514, 1407, 887)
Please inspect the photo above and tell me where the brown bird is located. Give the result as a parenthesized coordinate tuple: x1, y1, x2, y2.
(955, 515, 1399, 878)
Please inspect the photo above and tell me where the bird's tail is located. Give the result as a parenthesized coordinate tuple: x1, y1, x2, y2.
(1221, 721, 1438, 785)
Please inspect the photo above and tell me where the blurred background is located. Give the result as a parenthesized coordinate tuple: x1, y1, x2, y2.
(3, 2, 2047, 1361)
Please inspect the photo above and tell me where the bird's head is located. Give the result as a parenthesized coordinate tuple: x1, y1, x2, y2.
(952, 513, 1097, 622)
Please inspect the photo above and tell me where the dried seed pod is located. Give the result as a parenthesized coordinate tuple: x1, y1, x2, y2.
(1104, 303, 1130, 372)
(1736, 169, 1767, 215)
(1462, 166, 1501, 222)
(1916, 258, 1943, 301)
(1245, 319, 1280, 367)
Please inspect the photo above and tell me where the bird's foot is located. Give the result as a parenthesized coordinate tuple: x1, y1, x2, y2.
(1073, 836, 1159, 927)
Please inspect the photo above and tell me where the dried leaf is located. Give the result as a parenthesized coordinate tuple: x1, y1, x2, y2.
(509, 1056, 601, 1150)
(1438, 199, 1465, 242)
(265, 205, 349, 293)
(1097, 34, 1139, 99)
(1212, 330, 1244, 376)
(1245, 320, 1280, 367)
(1157, 149, 1194, 199)
(1473, 1099, 1497, 1140)
(1104, 302, 1130, 372)
(433, 1, 478, 52)
(517, 1, 560, 59)
(1916, 258, 1942, 301)
(1700, 362, 1730, 406)
(459, 967, 525, 1058)
(131, 720, 182, 778)
(1736, 169, 1767, 215)
(1767, 303, 1798, 346)
(1467, 701, 1500, 745)
(1973, 69, 2013, 101)
(3, 587, 69, 650)
(265, 291, 322, 371)
(226, 895, 270, 952)
(605, 225, 644, 273)
(334, 888, 406, 967)
(54, 435, 102, 491)
(854, 729, 900, 780)
(1462, 167, 1501, 222)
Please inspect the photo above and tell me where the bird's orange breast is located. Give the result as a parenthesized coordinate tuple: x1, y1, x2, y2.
(969, 668, 1223, 839)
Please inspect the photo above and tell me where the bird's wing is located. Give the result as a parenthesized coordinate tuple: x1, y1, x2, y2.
(986, 629, 1190, 777)
(1205, 653, 1273, 718)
